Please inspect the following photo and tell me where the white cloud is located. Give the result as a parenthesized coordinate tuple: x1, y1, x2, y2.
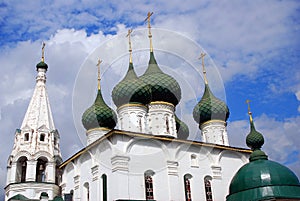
(296, 91, 300, 113)
(228, 114, 300, 178)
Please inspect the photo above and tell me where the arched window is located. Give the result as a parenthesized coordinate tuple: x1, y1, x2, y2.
(54, 137, 57, 146)
(184, 174, 192, 201)
(166, 116, 170, 134)
(102, 174, 107, 201)
(16, 156, 27, 182)
(24, 133, 29, 141)
(204, 176, 213, 201)
(138, 116, 143, 132)
(144, 170, 155, 200)
(40, 133, 45, 141)
(191, 154, 198, 167)
(36, 158, 47, 182)
(83, 182, 89, 201)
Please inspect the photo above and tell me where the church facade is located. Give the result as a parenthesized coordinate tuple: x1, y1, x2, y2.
(5, 14, 300, 201)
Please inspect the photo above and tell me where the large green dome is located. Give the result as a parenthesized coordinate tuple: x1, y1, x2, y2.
(227, 158, 300, 201)
(140, 52, 181, 106)
(82, 90, 116, 130)
(112, 62, 151, 107)
(227, 114, 300, 201)
(193, 84, 229, 125)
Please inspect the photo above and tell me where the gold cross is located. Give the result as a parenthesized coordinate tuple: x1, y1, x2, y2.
(126, 29, 133, 63)
(144, 12, 154, 52)
(96, 59, 102, 90)
(144, 12, 153, 24)
(42, 42, 46, 62)
(199, 52, 208, 84)
(246, 99, 253, 122)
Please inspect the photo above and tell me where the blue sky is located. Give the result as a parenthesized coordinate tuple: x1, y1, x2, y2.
(0, 0, 299, 199)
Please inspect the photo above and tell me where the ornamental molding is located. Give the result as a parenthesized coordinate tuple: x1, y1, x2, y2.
(117, 103, 147, 112)
(111, 155, 130, 172)
(149, 102, 174, 112)
(211, 164, 222, 179)
(91, 165, 99, 181)
(167, 160, 179, 176)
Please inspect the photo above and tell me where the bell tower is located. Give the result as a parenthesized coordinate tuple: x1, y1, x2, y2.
(5, 43, 62, 201)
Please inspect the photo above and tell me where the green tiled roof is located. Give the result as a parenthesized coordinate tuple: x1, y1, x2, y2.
(112, 62, 151, 107)
(82, 89, 116, 130)
(246, 121, 264, 152)
(140, 52, 181, 106)
(193, 84, 229, 125)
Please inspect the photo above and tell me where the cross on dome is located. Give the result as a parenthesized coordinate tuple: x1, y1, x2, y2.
(246, 99, 253, 123)
(96, 59, 102, 90)
(41, 42, 45, 62)
(126, 29, 133, 63)
(199, 52, 208, 84)
(144, 12, 154, 52)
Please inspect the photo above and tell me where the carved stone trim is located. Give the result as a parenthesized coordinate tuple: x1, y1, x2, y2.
(91, 165, 99, 181)
(167, 161, 179, 176)
(211, 165, 222, 179)
(111, 155, 130, 172)
(73, 175, 80, 189)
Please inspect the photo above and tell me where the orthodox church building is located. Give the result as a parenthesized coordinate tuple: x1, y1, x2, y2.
(4, 13, 300, 201)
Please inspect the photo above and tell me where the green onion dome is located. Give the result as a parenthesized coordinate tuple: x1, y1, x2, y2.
(36, 61, 48, 71)
(82, 89, 116, 130)
(175, 115, 189, 140)
(193, 84, 229, 125)
(140, 52, 181, 106)
(246, 121, 264, 154)
(227, 119, 300, 201)
(112, 62, 151, 107)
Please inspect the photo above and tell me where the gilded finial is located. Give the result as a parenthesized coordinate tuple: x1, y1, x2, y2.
(126, 29, 133, 63)
(41, 42, 46, 62)
(246, 99, 253, 123)
(96, 59, 102, 90)
(199, 52, 208, 84)
(144, 12, 154, 52)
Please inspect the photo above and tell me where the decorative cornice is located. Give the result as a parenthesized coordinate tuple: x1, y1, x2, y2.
(200, 119, 226, 127)
(150, 101, 174, 107)
(59, 129, 251, 169)
(117, 103, 147, 111)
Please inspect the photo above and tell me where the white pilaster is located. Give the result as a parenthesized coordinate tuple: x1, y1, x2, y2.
(26, 160, 37, 182)
(9, 162, 17, 184)
(167, 161, 180, 200)
(91, 165, 100, 200)
(200, 120, 229, 146)
(117, 103, 148, 133)
(147, 101, 177, 138)
(46, 162, 56, 183)
(73, 175, 80, 200)
(111, 155, 130, 199)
